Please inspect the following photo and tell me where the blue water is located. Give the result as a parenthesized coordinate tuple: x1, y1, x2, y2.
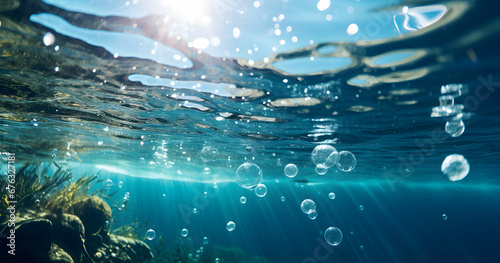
(1, 0, 500, 262)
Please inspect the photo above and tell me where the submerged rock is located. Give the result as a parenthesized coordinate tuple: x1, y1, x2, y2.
(0, 164, 152, 263)
(16, 218, 53, 255)
(44, 213, 85, 263)
(0, 218, 72, 263)
(70, 196, 111, 238)
(49, 244, 74, 263)
(84, 234, 153, 263)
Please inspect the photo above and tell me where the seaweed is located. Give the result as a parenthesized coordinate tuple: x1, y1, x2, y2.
(0, 162, 71, 226)
(0, 163, 275, 263)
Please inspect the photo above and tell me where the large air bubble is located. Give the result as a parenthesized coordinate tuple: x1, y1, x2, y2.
(300, 199, 316, 214)
(200, 146, 219, 162)
(284, 163, 298, 178)
(236, 162, 263, 189)
(255, 184, 268, 197)
(226, 221, 236, 231)
(336, 151, 356, 172)
(441, 154, 469, 181)
(146, 229, 156, 240)
(311, 145, 338, 169)
(324, 227, 343, 246)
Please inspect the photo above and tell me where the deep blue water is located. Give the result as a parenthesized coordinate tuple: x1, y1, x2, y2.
(106, 175, 500, 263)
(1, 0, 500, 262)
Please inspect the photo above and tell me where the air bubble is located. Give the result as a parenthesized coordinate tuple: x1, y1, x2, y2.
(308, 210, 318, 220)
(200, 146, 219, 162)
(445, 118, 465, 137)
(105, 179, 113, 187)
(226, 221, 236, 231)
(236, 162, 263, 189)
(43, 32, 55, 46)
(441, 154, 469, 181)
(315, 166, 328, 175)
(336, 151, 356, 172)
(311, 145, 338, 169)
(324, 227, 343, 246)
(255, 184, 267, 197)
(300, 199, 316, 214)
(284, 163, 298, 178)
(146, 229, 156, 240)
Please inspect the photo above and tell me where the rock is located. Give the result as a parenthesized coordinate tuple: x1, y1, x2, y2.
(84, 234, 153, 263)
(44, 213, 85, 263)
(49, 244, 74, 263)
(69, 196, 111, 238)
(109, 234, 154, 262)
(0, 218, 52, 263)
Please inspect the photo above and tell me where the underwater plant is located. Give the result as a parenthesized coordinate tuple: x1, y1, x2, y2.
(1, 163, 279, 263)
(0, 163, 153, 263)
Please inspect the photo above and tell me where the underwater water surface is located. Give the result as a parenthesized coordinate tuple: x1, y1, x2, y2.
(1, 0, 500, 262)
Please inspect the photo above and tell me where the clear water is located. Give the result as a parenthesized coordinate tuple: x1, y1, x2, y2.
(1, 0, 500, 262)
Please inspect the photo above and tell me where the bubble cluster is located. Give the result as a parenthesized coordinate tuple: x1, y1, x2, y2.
(310, 145, 356, 173)
(200, 146, 219, 162)
(324, 227, 343, 246)
(255, 184, 267, 197)
(284, 163, 298, 178)
(300, 199, 316, 214)
(236, 162, 263, 189)
(203, 237, 209, 245)
(226, 221, 236, 231)
(441, 154, 469, 181)
(311, 145, 338, 169)
(146, 229, 156, 240)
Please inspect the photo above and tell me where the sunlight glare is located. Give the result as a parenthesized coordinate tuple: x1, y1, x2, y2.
(164, 0, 206, 23)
